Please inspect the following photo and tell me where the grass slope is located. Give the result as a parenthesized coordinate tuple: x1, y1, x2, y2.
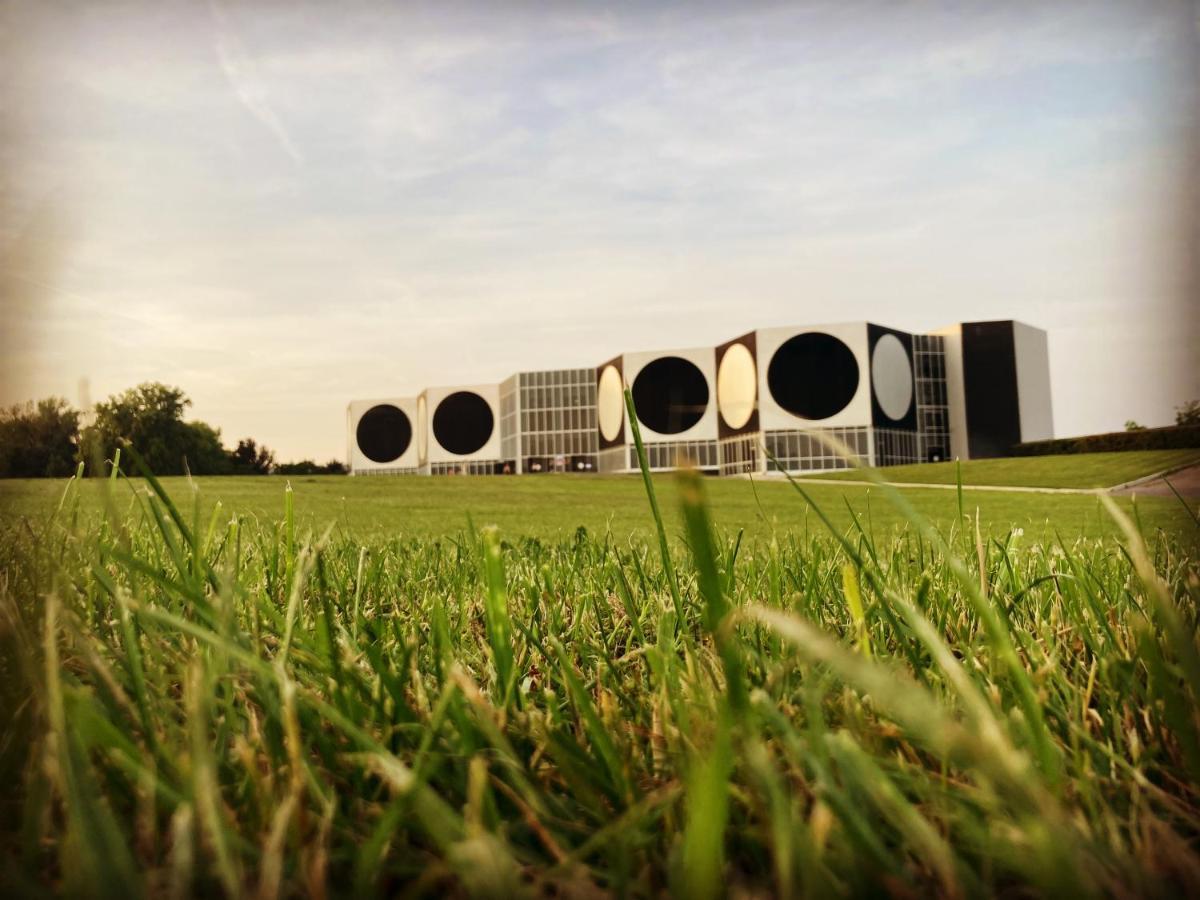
(0, 462, 1197, 896)
(0, 469, 1196, 542)
(809, 448, 1200, 489)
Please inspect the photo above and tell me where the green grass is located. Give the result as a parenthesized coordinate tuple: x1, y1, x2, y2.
(0, 469, 1196, 543)
(0, 441, 1198, 896)
(810, 448, 1200, 489)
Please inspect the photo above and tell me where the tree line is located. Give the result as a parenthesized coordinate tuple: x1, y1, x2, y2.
(0, 382, 346, 478)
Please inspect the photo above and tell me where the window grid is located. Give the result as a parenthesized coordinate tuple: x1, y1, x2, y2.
(873, 427, 921, 468)
(429, 460, 506, 476)
(719, 434, 760, 475)
(355, 466, 422, 477)
(515, 368, 599, 472)
(625, 439, 719, 471)
(763, 427, 871, 472)
(912, 334, 951, 462)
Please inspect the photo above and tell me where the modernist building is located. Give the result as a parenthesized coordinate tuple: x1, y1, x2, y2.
(346, 318, 1052, 476)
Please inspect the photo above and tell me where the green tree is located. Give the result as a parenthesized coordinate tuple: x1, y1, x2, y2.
(183, 422, 233, 475)
(1124, 420, 1145, 432)
(229, 438, 275, 475)
(80, 383, 229, 476)
(1175, 399, 1200, 426)
(274, 458, 347, 475)
(0, 397, 81, 477)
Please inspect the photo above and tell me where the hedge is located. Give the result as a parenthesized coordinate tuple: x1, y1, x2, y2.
(1011, 424, 1200, 456)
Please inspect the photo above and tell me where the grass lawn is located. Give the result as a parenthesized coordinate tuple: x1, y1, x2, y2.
(2, 461, 1198, 895)
(1, 468, 1195, 543)
(808, 448, 1200, 489)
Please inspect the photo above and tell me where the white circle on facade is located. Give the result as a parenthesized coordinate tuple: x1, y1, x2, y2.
(417, 394, 428, 462)
(871, 334, 914, 420)
(717, 342, 756, 430)
(597, 364, 624, 442)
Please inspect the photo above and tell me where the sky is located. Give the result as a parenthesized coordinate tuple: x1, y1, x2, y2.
(1, 0, 1196, 462)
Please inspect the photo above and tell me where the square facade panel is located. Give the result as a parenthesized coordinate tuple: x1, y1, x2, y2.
(595, 347, 719, 472)
(417, 384, 503, 466)
(597, 346, 718, 444)
(347, 398, 420, 474)
(751, 322, 875, 430)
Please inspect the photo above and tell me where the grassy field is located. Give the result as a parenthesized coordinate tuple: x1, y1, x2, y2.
(1, 443, 1198, 896)
(809, 448, 1200, 489)
(0, 466, 1196, 544)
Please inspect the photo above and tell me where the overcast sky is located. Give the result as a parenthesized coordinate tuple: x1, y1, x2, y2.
(2, 0, 1196, 462)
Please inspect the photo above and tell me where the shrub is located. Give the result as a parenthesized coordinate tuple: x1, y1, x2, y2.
(1012, 423, 1200, 456)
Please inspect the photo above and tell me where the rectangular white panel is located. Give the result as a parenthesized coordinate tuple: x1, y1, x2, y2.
(1012, 321, 1054, 442)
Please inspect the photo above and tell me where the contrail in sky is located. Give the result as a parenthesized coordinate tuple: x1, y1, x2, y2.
(208, 0, 303, 166)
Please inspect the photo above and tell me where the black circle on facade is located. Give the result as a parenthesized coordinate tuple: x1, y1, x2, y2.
(631, 356, 709, 435)
(356, 404, 412, 463)
(432, 391, 494, 455)
(767, 332, 860, 420)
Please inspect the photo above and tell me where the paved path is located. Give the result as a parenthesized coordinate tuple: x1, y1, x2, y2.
(752, 463, 1200, 499)
(775, 476, 1100, 495)
(1111, 464, 1200, 499)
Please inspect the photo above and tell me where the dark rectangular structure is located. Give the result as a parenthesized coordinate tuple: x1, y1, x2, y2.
(961, 321, 1021, 459)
